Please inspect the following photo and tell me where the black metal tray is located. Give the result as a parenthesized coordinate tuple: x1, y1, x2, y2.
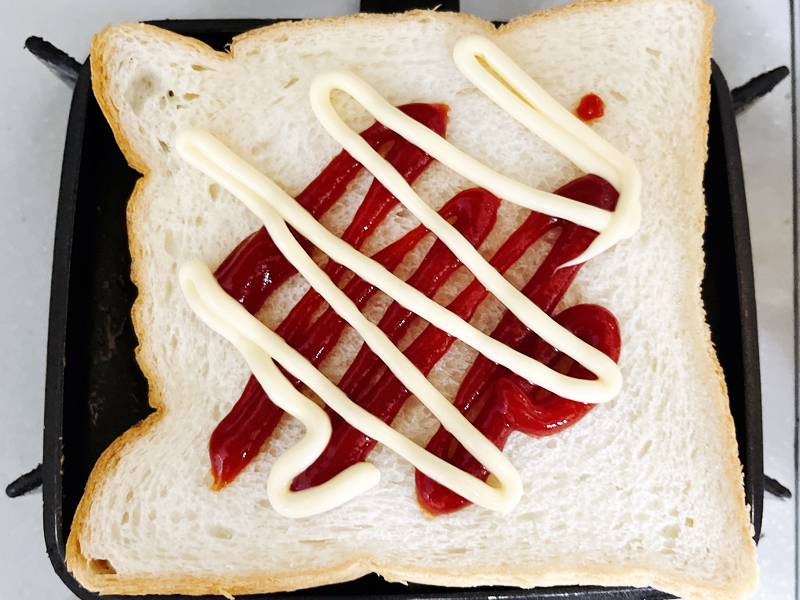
(41, 16, 763, 600)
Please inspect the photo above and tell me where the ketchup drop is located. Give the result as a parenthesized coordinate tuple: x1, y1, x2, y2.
(576, 93, 605, 122)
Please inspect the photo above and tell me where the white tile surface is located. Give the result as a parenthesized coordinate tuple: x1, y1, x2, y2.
(712, 3, 796, 599)
(0, 1, 795, 599)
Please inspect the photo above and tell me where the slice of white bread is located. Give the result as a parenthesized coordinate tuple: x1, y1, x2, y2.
(66, 1, 759, 598)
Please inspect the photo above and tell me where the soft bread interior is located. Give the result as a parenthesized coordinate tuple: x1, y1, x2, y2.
(68, 2, 758, 599)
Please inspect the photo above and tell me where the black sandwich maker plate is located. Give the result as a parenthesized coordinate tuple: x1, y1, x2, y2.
(40, 7, 763, 600)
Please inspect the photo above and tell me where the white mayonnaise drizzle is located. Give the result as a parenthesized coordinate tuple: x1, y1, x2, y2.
(176, 35, 641, 517)
(451, 36, 641, 266)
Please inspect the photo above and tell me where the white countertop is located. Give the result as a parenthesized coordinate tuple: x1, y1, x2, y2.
(0, 1, 795, 598)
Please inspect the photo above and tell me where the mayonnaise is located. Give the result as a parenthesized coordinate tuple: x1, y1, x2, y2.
(176, 35, 641, 516)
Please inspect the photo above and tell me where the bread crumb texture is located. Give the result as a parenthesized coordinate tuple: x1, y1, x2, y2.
(69, 1, 758, 599)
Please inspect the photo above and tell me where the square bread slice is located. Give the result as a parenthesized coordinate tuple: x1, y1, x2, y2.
(67, 1, 758, 599)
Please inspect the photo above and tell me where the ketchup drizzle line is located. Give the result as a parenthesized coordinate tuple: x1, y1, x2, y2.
(208, 103, 621, 516)
(210, 103, 448, 488)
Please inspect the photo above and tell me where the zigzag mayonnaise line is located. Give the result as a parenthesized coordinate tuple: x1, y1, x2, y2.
(452, 36, 641, 266)
(310, 36, 640, 268)
(176, 36, 641, 516)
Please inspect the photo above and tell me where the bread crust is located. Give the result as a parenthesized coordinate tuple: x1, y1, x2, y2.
(231, 9, 495, 50)
(68, 558, 749, 600)
(68, 2, 757, 599)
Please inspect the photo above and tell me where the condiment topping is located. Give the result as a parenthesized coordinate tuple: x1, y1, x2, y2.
(576, 93, 605, 122)
(176, 36, 640, 517)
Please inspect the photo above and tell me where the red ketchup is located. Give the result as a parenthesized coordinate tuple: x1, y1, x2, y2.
(207, 103, 622, 517)
(576, 93, 605, 122)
